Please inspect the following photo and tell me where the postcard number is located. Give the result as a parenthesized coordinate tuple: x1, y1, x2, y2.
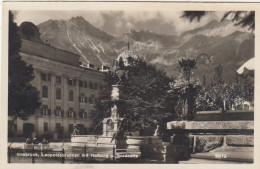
(215, 153, 227, 159)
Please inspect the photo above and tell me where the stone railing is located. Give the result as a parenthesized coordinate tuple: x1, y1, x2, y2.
(166, 110, 254, 163)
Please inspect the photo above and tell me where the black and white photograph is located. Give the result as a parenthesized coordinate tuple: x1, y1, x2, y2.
(1, 1, 259, 167)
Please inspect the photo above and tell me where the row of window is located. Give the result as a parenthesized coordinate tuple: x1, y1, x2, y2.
(42, 85, 98, 104)
(43, 122, 86, 132)
(43, 122, 63, 132)
(41, 106, 90, 119)
(41, 73, 102, 90)
(79, 80, 99, 90)
(79, 94, 98, 104)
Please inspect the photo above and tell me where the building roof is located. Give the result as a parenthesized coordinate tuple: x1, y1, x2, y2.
(20, 39, 80, 66)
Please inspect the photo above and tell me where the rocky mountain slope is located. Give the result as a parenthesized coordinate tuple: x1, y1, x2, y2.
(37, 16, 254, 83)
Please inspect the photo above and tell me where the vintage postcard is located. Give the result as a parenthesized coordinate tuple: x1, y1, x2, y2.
(1, 1, 259, 169)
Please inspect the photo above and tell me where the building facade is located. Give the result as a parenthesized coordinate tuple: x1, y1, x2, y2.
(8, 39, 105, 138)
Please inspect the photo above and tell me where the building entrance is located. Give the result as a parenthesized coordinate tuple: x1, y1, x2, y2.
(23, 123, 34, 138)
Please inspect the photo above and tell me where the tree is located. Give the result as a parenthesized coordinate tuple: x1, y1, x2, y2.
(93, 58, 174, 137)
(169, 58, 199, 120)
(8, 11, 40, 120)
(20, 22, 36, 40)
(195, 68, 254, 111)
(182, 11, 255, 31)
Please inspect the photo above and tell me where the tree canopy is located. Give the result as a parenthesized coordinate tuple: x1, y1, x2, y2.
(93, 58, 174, 137)
(8, 11, 40, 120)
(195, 73, 254, 111)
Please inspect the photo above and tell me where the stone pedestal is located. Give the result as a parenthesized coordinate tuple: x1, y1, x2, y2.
(102, 85, 123, 137)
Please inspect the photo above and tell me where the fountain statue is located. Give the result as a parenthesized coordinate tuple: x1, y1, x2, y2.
(71, 45, 167, 162)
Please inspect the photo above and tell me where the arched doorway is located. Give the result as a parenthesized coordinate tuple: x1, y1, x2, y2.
(23, 123, 35, 138)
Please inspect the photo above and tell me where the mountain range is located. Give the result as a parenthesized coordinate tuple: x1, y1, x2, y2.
(36, 16, 254, 83)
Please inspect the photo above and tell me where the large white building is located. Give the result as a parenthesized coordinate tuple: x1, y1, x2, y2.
(8, 38, 105, 139)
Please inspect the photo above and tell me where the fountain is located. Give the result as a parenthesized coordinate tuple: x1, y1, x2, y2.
(71, 53, 170, 162)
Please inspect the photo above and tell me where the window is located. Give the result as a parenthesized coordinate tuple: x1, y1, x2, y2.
(42, 85, 48, 98)
(55, 123, 61, 132)
(42, 105, 48, 115)
(44, 123, 48, 132)
(83, 81, 87, 88)
(79, 109, 84, 118)
(69, 90, 74, 101)
(89, 94, 95, 104)
(55, 106, 61, 116)
(41, 73, 50, 81)
(79, 80, 83, 88)
(79, 109, 87, 118)
(79, 80, 87, 88)
(94, 83, 98, 90)
(56, 76, 61, 84)
(56, 87, 61, 100)
(68, 79, 73, 86)
(68, 108, 75, 118)
(89, 97, 93, 104)
(79, 93, 86, 103)
(89, 82, 93, 89)
(69, 124, 73, 132)
(41, 73, 47, 81)
(68, 78, 76, 86)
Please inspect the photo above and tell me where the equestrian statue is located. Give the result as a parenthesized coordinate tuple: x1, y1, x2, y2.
(111, 59, 128, 84)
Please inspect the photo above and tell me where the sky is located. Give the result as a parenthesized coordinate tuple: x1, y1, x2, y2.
(13, 10, 224, 35)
